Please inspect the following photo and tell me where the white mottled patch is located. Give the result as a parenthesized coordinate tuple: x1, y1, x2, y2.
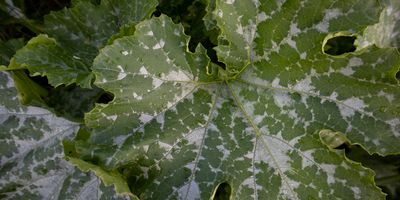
(152, 78, 163, 88)
(72, 55, 81, 60)
(273, 91, 293, 108)
(174, 28, 181, 36)
(226, 0, 235, 4)
(217, 9, 223, 18)
(162, 70, 192, 81)
(316, 8, 342, 33)
(257, 136, 290, 172)
(146, 31, 154, 36)
(340, 66, 355, 76)
(216, 144, 230, 160)
(286, 38, 297, 50)
(158, 141, 173, 150)
(372, 139, 380, 146)
(185, 163, 195, 171)
(300, 52, 307, 59)
(116, 65, 127, 80)
(143, 145, 149, 152)
(5, 74, 14, 88)
(139, 66, 149, 75)
(377, 90, 395, 102)
(321, 164, 337, 184)
(257, 12, 268, 22)
(236, 23, 244, 35)
(271, 40, 280, 52)
(186, 128, 205, 147)
(243, 101, 256, 117)
(139, 41, 149, 49)
(132, 92, 143, 100)
(271, 77, 280, 87)
(301, 149, 315, 168)
(290, 23, 301, 35)
(348, 57, 363, 67)
(139, 113, 153, 124)
(351, 186, 361, 199)
(293, 78, 315, 92)
(329, 91, 338, 100)
(386, 118, 400, 137)
(153, 39, 165, 49)
(107, 115, 117, 121)
(113, 135, 129, 146)
(240, 177, 254, 188)
(177, 180, 200, 199)
(156, 113, 165, 130)
(338, 97, 367, 118)
(121, 50, 129, 56)
(340, 57, 363, 76)
(287, 109, 298, 120)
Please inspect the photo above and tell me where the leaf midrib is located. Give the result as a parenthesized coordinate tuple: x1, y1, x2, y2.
(226, 81, 298, 200)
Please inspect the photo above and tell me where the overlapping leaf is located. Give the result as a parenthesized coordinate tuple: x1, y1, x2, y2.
(0, 72, 130, 199)
(65, 1, 400, 198)
(0, 38, 25, 66)
(12, 0, 158, 88)
(357, 0, 400, 48)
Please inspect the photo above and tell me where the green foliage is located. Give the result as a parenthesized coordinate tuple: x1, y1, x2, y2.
(1, 0, 400, 199)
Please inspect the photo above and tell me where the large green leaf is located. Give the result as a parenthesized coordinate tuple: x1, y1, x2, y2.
(0, 72, 129, 199)
(66, 1, 400, 198)
(12, 0, 158, 88)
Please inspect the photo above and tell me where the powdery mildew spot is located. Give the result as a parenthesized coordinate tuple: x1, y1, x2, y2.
(236, 23, 244, 35)
(132, 92, 143, 100)
(290, 23, 301, 36)
(178, 180, 201, 199)
(286, 38, 297, 50)
(153, 39, 165, 49)
(116, 65, 127, 80)
(300, 52, 307, 59)
(340, 57, 363, 76)
(273, 91, 293, 108)
(146, 31, 154, 36)
(121, 50, 129, 56)
(377, 90, 395, 102)
(139, 113, 153, 124)
(162, 70, 192, 81)
(152, 77, 163, 88)
(113, 135, 129, 146)
(173, 28, 180, 36)
(316, 8, 342, 33)
(293, 78, 315, 93)
(386, 118, 400, 137)
(338, 97, 367, 118)
(320, 164, 337, 184)
(351, 186, 361, 199)
(186, 128, 205, 147)
(271, 77, 281, 87)
(216, 144, 230, 160)
(257, 12, 268, 22)
(139, 66, 149, 75)
(107, 115, 117, 121)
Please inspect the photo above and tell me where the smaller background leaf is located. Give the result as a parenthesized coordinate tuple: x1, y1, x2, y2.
(0, 71, 130, 200)
(357, 0, 400, 48)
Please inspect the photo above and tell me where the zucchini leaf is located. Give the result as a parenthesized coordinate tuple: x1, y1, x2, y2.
(0, 72, 129, 199)
(13, 0, 158, 88)
(66, 0, 400, 198)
